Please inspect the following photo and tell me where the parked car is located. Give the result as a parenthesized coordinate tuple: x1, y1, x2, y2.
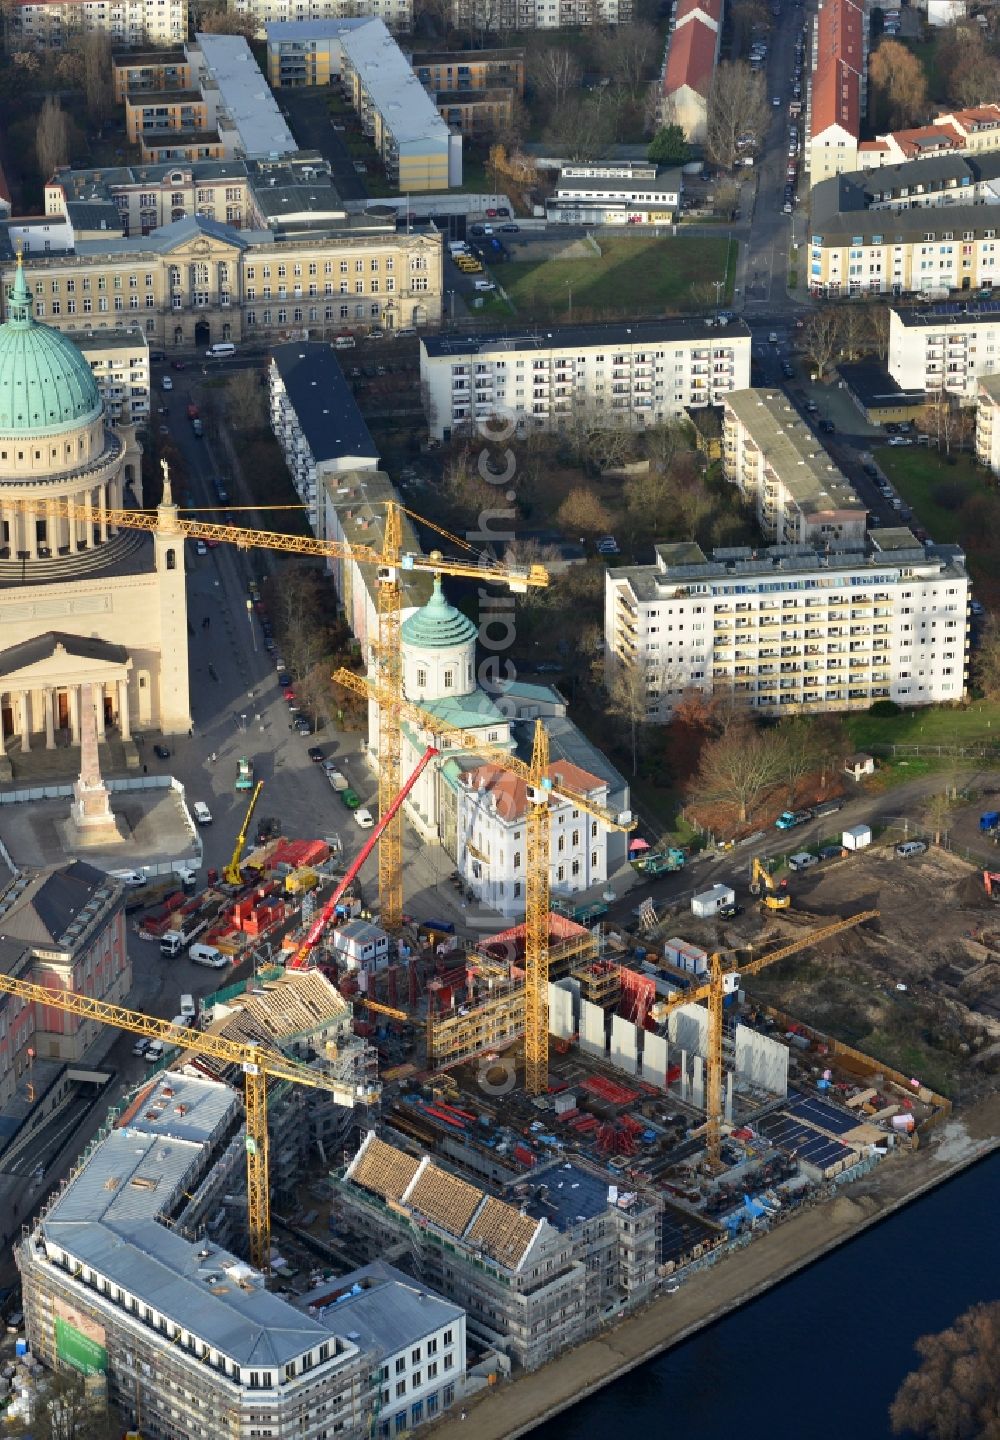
(354, 808, 375, 829)
(776, 809, 811, 829)
(341, 788, 361, 809)
(308, 747, 325, 763)
(718, 903, 744, 918)
(132, 1037, 150, 1057)
(153, 743, 170, 760)
(788, 851, 818, 871)
(896, 840, 927, 857)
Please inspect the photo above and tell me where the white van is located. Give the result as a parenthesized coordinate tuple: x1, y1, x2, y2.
(192, 801, 213, 825)
(334, 335, 356, 350)
(145, 1040, 165, 1063)
(190, 943, 226, 968)
(108, 869, 147, 888)
(474, 279, 496, 292)
(206, 342, 236, 359)
(180, 993, 196, 1019)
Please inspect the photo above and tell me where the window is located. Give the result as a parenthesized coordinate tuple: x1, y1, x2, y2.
(395, 1358, 405, 1376)
(396, 1381, 406, 1399)
(443, 671, 454, 689)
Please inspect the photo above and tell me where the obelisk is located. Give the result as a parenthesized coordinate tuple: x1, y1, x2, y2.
(66, 682, 126, 847)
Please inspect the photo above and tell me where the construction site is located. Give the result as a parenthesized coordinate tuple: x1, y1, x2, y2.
(7, 487, 1000, 1436)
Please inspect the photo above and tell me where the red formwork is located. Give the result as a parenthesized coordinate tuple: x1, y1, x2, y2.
(582, 1076, 640, 1107)
(619, 968, 656, 1027)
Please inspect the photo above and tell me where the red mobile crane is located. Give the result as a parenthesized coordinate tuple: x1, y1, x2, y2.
(287, 745, 439, 971)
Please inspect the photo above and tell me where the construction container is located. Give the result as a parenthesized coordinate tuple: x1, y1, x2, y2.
(691, 884, 735, 918)
(553, 1091, 577, 1116)
(664, 937, 709, 975)
(892, 1113, 916, 1133)
(842, 823, 871, 850)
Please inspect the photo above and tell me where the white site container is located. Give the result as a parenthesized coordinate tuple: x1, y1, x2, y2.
(842, 824, 872, 851)
(691, 884, 736, 918)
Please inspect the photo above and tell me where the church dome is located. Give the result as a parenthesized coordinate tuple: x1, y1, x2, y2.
(0, 256, 102, 437)
(401, 576, 477, 650)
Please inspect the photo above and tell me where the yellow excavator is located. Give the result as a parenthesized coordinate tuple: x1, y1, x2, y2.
(750, 855, 791, 910)
(223, 780, 264, 886)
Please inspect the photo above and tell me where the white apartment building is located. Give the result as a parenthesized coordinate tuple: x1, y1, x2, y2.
(232, 0, 411, 35)
(723, 389, 867, 545)
(458, 759, 608, 917)
(546, 169, 682, 225)
(449, 0, 629, 28)
(419, 319, 752, 440)
(888, 304, 1000, 402)
(6, 0, 185, 48)
(975, 372, 1000, 473)
(270, 342, 379, 534)
(71, 327, 150, 428)
(605, 535, 971, 719)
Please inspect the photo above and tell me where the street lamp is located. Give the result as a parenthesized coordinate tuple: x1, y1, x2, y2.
(245, 598, 256, 653)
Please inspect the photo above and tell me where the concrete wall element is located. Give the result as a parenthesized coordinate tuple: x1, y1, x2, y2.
(669, 1002, 708, 1059)
(679, 1047, 689, 1100)
(547, 983, 575, 1041)
(692, 1054, 704, 1110)
(725, 1070, 733, 1122)
(735, 1024, 789, 1096)
(580, 998, 607, 1058)
(610, 1015, 639, 1074)
(556, 977, 581, 1029)
(643, 1032, 668, 1088)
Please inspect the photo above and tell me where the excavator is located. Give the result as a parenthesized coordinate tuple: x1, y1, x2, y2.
(750, 855, 791, 910)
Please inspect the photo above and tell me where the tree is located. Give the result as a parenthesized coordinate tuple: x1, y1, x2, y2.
(705, 62, 769, 171)
(919, 387, 971, 458)
(889, 1301, 1000, 1439)
(973, 615, 1000, 699)
(556, 487, 613, 536)
(543, 92, 617, 162)
(606, 21, 659, 88)
(5, 1370, 118, 1440)
(36, 96, 69, 183)
(608, 656, 651, 776)
(838, 303, 873, 363)
(624, 465, 673, 535)
(867, 303, 891, 362)
(801, 306, 843, 379)
(776, 718, 820, 803)
(647, 123, 691, 165)
(82, 31, 113, 122)
(936, 21, 1000, 108)
(225, 369, 263, 434)
(530, 46, 582, 109)
(689, 719, 783, 823)
(195, 6, 259, 36)
(870, 39, 928, 129)
(923, 785, 958, 845)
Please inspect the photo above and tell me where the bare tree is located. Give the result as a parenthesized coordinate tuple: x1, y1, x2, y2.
(867, 303, 891, 362)
(690, 719, 783, 823)
(870, 39, 928, 128)
(5, 1371, 118, 1440)
(624, 466, 673, 535)
(838, 303, 873, 363)
(608, 656, 651, 776)
(606, 21, 659, 88)
(195, 5, 260, 37)
(225, 369, 263, 434)
(923, 785, 958, 845)
(543, 92, 617, 162)
(890, 1301, 1000, 1439)
(706, 62, 769, 171)
(82, 31, 113, 122)
(973, 615, 1000, 699)
(802, 307, 843, 379)
(530, 46, 582, 110)
(919, 387, 968, 458)
(36, 95, 69, 182)
(776, 718, 820, 804)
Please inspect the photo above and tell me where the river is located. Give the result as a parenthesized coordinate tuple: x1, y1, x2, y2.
(533, 1151, 1000, 1440)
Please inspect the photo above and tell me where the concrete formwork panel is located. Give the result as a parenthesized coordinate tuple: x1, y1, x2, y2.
(679, 1048, 689, 1100)
(668, 1003, 708, 1059)
(547, 983, 574, 1041)
(556, 976, 581, 1030)
(580, 998, 607, 1058)
(692, 1054, 704, 1110)
(735, 1024, 789, 1096)
(725, 1071, 733, 1122)
(643, 1032, 668, 1088)
(610, 1015, 639, 1074)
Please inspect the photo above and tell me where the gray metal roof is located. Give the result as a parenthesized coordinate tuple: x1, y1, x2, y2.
(725, 389, 866, 518)
(341, 20, 450, 151)
(195, 33, 298, 160)
(0, 859, 118, 951)
(271, 342, 378, 467)
(301, 1261, 463, 1355)
(422, 316, 750, 360)
(265, 17, 372, 39)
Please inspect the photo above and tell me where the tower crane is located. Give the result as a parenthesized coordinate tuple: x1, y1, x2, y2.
(14, 482, 548, 932)
(287, 745, 439, 971)
(0, 971, 372, 1273)
(332, 669, 635, 1096)
(653, 909, 880, 1168)
(224, 779, 264, 886)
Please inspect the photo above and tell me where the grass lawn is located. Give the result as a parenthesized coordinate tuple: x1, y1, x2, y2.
(873, 445, 986, 543)
(844, 699, 1000, 753)
(501, 235, 735, 320)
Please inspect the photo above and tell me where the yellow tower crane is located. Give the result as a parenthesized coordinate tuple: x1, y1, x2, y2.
(15, 485, 548, 931)
(224, 779, 264, 885)
(331, 669, 635, 1095)
(0, 971, 369, 1272)
(653, 909, 880, 1168)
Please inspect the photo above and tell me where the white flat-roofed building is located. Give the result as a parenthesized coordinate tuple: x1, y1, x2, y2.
(419, 318, 751, 440)
(723, 389, 867, 545)
(192, 33, 298, 160)
(6, 0, 185, 50)
(605, 534, 970, 719)
(71, 328, 150, 427)
(888, 304, 1000, 402)
(340, 20, 461, 191)
(17, 1072, 371, 1438)
(546, 169, 682, 224)
(975, 372, 1000, 472)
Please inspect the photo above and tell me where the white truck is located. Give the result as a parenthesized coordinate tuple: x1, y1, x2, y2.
(160, 917, 210, 958)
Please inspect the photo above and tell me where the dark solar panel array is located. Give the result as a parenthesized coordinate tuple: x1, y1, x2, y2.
(785, 1094, 859, 1136)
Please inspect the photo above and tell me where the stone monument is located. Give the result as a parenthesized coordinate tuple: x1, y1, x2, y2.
(65, 682, 126, 847)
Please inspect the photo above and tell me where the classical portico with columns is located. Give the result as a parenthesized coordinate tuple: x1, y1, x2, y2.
(0, 254, 189, 777)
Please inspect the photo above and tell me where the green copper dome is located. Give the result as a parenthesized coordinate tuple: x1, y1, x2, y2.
(401, 576, 477, 650)
(0, 257, 101, 437)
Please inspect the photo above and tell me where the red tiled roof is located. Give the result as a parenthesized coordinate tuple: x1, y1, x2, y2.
(461, 759, 604, 823)
(673, 0, 723, 27)
(663, 16, 718, 99)
(858, 139, 890, 153)
(947, 104, 1000, 130)
(893, 123, 962, 157)
(810, 0, 864, 140)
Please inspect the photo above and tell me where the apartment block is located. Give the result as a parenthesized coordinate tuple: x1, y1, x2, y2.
(265, 17, 373, 85)
(658, 0, 723, 143)
(546, 168, 682, 225)
(806, 0, 866, 187)
(859, 105, 1000, 170)
(234, 0, 412, 39)
(434, 88, 516, 137)
(420, 319, 751, 440)
(0, 863, 129, 1092)
(723, 390, 867, 545)
(6, 0, 186, 50)
(17, 1073, 374, 1440)
(4, 212, 443, 350)
(112, 49, 194, 104)
(888, 304, 1000, 401)
(605, 536, 971, 720)
(335, 1132, 657, 1369)
(70, 327, 151, 427)
(975, 372, 1000, 473)
(269, 341, 379, 533)
(413, 49, 525, 97)
(449, 0, 630, 28)
(809, 173, 1000, 295)
(340, 21, 461, 191)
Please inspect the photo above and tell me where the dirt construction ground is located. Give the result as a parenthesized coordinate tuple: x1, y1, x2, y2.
(712, 844, 1000, 1100)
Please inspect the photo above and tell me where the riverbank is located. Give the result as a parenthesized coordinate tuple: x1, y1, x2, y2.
(432, 1093, 1000, 1440)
